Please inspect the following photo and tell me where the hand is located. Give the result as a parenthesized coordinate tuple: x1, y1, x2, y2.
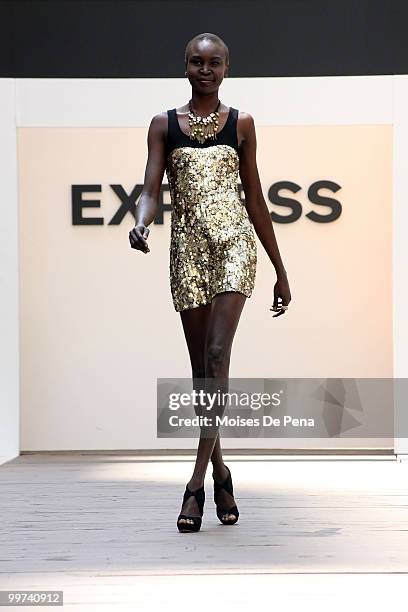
(270, 271, 291, 317)
(129, 224, 150, 253)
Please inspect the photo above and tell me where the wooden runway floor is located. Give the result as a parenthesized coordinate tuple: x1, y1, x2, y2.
(0, 453, 407, 610)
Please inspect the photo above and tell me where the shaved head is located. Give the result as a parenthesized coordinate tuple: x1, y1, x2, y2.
(184, 32, 229, 66)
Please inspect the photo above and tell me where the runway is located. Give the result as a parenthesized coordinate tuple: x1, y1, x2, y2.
(0, 453, 407, 609)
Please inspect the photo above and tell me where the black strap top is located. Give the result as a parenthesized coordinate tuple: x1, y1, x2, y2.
(165, 106, 239, 159)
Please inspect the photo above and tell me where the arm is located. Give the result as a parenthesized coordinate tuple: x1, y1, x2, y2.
(238, 112, 286, 276)
(238, 112, 292, 313)
(129, 112, 167, 253)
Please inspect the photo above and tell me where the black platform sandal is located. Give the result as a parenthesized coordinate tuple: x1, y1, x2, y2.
(212, 464, 239, 525)
(177, 484, 205, 533)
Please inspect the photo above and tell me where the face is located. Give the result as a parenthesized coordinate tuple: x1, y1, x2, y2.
(185, 39, 228, 92)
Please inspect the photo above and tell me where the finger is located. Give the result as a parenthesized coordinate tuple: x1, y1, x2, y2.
(129, 234, 141, 249)
(272, 308, 285, 318)
(129, 230, 150, 252)
(271, 294, 283, 311)
(134, 228, 148, 249)
(269, 307, 286, 316)
(141, 238, 150, 253)
(129, 237, 149, 252)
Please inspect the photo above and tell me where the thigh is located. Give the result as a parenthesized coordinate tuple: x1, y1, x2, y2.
(179, 291, 247, 374)
(179, 303, 212, 374)
(205, 291, 247, 356)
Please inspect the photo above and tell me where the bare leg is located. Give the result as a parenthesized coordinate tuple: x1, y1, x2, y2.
(210, 433, 225, 478)
(177, 291, 246, 526)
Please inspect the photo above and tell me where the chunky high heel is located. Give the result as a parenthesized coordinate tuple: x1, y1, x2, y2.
(212, 464, 239, 525)
(177, 484, 205, 533)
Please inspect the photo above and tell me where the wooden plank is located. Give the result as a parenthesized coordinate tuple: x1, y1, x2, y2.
(0, 455, 407, 582)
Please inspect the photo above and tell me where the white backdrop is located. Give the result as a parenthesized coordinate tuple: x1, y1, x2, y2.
(1, 75, 408, 459)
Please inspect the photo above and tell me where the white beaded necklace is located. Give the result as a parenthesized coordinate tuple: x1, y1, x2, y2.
(187, 99, 221, 144)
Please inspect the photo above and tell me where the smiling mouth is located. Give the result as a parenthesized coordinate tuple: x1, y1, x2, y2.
(198, 79, 214, 83)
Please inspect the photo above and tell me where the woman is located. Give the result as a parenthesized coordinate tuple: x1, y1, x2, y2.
(129, 32, 292, 532)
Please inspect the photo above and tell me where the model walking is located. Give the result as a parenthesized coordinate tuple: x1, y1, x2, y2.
(129, 32, 291, 532)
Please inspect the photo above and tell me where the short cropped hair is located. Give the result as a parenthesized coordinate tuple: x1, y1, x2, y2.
(184, 33, 229, 66)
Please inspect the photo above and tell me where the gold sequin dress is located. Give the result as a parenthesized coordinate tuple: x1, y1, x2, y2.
(165, 106, 257, 312)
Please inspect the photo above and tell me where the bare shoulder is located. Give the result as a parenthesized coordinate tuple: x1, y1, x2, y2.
(237, 111, 255, 127)
(237, 111, 256, 134)
(237, 111, 256, 148)
(149, 111, 168, 132)
(145, 111, 169, 148)
(238, 110, 254, 120)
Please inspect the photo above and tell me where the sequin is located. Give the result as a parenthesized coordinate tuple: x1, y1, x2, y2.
(166, 144, 257, 312)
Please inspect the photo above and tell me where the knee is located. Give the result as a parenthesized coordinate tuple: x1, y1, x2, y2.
(205, 343, 229, 376)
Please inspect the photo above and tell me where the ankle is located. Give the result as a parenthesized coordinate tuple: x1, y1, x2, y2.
(187, 477, 204, 491)
(212, 462, 228, 480)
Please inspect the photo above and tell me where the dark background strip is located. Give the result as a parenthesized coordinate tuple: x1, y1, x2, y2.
(0, 0, 407, 78)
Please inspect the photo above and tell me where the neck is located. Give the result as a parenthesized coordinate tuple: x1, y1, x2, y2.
(189, 92, 220, 115)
